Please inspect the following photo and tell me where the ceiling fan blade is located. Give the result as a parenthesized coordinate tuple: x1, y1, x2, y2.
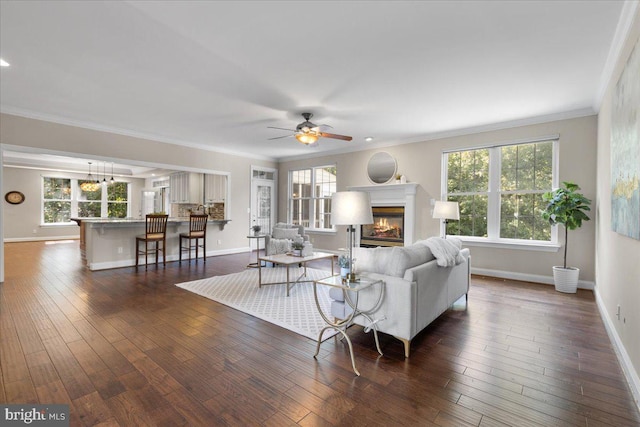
(320, 132, 352, 141)
(267, 126, 297, 132)
(267, 134, 294, 140)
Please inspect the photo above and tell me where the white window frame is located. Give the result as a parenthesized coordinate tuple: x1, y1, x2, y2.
(288, 164, 336, 232)
(442, 135, 560, 251)
(41, 176, 131, 225)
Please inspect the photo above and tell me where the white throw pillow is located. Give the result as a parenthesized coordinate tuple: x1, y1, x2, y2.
(374, 247, 395, 274)
(268, 239, 291, 254)
(272, 228, 299, 240)
(386, 244, 430, 277)
(352, 247, 376, 273)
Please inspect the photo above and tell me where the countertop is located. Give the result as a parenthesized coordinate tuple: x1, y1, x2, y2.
(71, 217, 230, 224)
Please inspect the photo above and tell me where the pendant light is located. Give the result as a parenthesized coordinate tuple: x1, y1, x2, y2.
(110, 162, 115, 184)
(79, 162, 101, 192)
(102, 161, 107, 186)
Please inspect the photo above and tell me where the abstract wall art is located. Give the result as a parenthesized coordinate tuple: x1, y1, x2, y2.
(611, 36, 640, 240)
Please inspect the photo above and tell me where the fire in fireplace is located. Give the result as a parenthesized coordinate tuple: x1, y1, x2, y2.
(360, 206, 404, 247)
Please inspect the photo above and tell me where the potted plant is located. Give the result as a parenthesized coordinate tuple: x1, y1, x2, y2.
(291, 240, 304, 256)
(251, 224, 261, 236)
(338, 254, 351, 278)
(541, 181, 591, 293)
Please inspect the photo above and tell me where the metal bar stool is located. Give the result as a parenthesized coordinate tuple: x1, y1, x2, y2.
(136, 214, 169, 269)
(179, 214, 208, 263)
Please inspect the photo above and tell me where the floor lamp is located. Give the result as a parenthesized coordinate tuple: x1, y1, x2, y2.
(433, 201, 460, 239)
(331, 191, 373, 282)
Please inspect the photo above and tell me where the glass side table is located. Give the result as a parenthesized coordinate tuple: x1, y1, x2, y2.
(313, 274, 384, 376)
(246, 234, 267, 268)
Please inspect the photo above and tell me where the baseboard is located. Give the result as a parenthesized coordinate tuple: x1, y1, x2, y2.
(594, 286, 640, 412)
(471, 267, 595, 290)
(4, 236, 79, 243)
(88, 246, 251, 271)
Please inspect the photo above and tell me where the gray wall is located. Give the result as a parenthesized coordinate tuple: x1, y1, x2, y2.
(279, 115, 598, 284)
(2, 167, 145, 241)
(0, 113, 277, 260)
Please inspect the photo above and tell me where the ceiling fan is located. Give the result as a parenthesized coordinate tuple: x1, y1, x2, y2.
(268, 113, 352, 145)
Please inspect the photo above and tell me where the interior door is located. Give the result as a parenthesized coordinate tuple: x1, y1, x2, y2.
(250, 179, 275, 249)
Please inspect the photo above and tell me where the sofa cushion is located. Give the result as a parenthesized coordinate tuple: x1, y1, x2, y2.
(385, 244, 432, 277)
(272, 228, 299, 240)
(352, 246, 395, 275)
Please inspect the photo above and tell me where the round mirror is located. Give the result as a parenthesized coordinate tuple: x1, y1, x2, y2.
(367, 152, 397, 184)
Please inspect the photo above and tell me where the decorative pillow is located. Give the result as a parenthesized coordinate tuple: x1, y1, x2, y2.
(352, 247, 376, 273)
(267, 238, 291, 254)
(374, 247, 395, 274)
(272, 228, 300, 240)
(385, 244, 431, 277)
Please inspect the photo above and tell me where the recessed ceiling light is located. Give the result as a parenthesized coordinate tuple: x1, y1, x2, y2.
(364, 137, 374, 142)
(0, 58, 10, 67)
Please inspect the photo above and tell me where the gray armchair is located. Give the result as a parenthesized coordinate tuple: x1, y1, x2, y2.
(264, 223, 309, 256)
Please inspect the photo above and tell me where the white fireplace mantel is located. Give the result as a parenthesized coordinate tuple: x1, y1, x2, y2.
(347, 183, 418, 245)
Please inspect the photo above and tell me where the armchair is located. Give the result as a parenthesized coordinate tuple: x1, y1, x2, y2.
(264, 223, 309, 256)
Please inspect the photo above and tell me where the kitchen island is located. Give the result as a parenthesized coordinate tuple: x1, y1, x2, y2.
(73, 217, 230, 270)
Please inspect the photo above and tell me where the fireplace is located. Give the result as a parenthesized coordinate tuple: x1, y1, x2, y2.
(360, 206, 405, 247)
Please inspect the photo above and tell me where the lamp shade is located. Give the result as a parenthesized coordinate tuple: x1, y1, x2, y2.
(331, 191, 373, 225)
(433, 201, 460, 220)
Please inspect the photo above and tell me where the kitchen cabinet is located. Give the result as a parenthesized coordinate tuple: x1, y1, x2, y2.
(204, 174, 227, 203)
(170, 172, 203, 204)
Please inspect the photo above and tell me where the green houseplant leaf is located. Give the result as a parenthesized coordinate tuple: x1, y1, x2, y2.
(541, 181, 591, 269)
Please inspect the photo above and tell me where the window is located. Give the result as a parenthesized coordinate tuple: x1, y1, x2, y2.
(443, 138, 557, 244)
(289, 165, 336, 231)
(43, 178, 72, 223)
(42, 177, 130, 224)
(107, 182, 129, 218)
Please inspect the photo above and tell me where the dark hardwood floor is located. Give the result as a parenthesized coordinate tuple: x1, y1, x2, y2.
(1, 240, 638, 426)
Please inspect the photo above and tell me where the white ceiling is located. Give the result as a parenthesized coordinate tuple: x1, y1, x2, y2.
(0, 1, 626, 162)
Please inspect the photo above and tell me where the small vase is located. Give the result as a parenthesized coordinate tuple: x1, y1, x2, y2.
(340, 267, 350, 278)
(254, 230, 260, 236)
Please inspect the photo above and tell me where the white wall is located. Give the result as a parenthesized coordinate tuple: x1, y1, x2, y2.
(279, 115, 598, 284)
(595, 5, 640, 406)
(2, 167, 145, 241)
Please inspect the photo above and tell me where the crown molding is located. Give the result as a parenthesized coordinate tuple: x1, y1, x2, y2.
(0, 107, 277, 162)
(277, 108, 595, 162)
(593, 0, 639, 112)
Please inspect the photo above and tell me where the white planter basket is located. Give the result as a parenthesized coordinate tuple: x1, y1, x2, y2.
(552, 266, 579, 293)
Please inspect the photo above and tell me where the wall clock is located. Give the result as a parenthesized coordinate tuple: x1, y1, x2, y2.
(5, 191, 25, 205)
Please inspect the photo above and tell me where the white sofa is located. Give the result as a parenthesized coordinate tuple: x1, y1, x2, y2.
(330, 238, 470, 358)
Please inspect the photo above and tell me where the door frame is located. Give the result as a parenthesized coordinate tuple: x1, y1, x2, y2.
(250, 165, 277, 249)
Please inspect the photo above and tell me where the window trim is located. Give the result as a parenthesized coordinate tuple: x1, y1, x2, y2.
(288, 164, 336, 232)
(41, 176, 131, 225)
(441, 136, 559, 246)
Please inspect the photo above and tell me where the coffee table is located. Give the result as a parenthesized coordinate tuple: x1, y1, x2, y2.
(258, 251, 334, 296)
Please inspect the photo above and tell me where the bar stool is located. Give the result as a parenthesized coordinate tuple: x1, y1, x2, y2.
(136, 214, 169, 269)
(179, 214, 208, 263)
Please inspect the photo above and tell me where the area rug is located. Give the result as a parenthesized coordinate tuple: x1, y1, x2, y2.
(175, 267, 338, 341)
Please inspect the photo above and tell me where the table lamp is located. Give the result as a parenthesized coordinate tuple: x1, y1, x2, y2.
(433, 201, 459, 238)
(331, 191, 373, 282)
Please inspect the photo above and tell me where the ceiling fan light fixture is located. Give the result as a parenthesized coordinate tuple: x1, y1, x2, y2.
(295, 133, 318, 145)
